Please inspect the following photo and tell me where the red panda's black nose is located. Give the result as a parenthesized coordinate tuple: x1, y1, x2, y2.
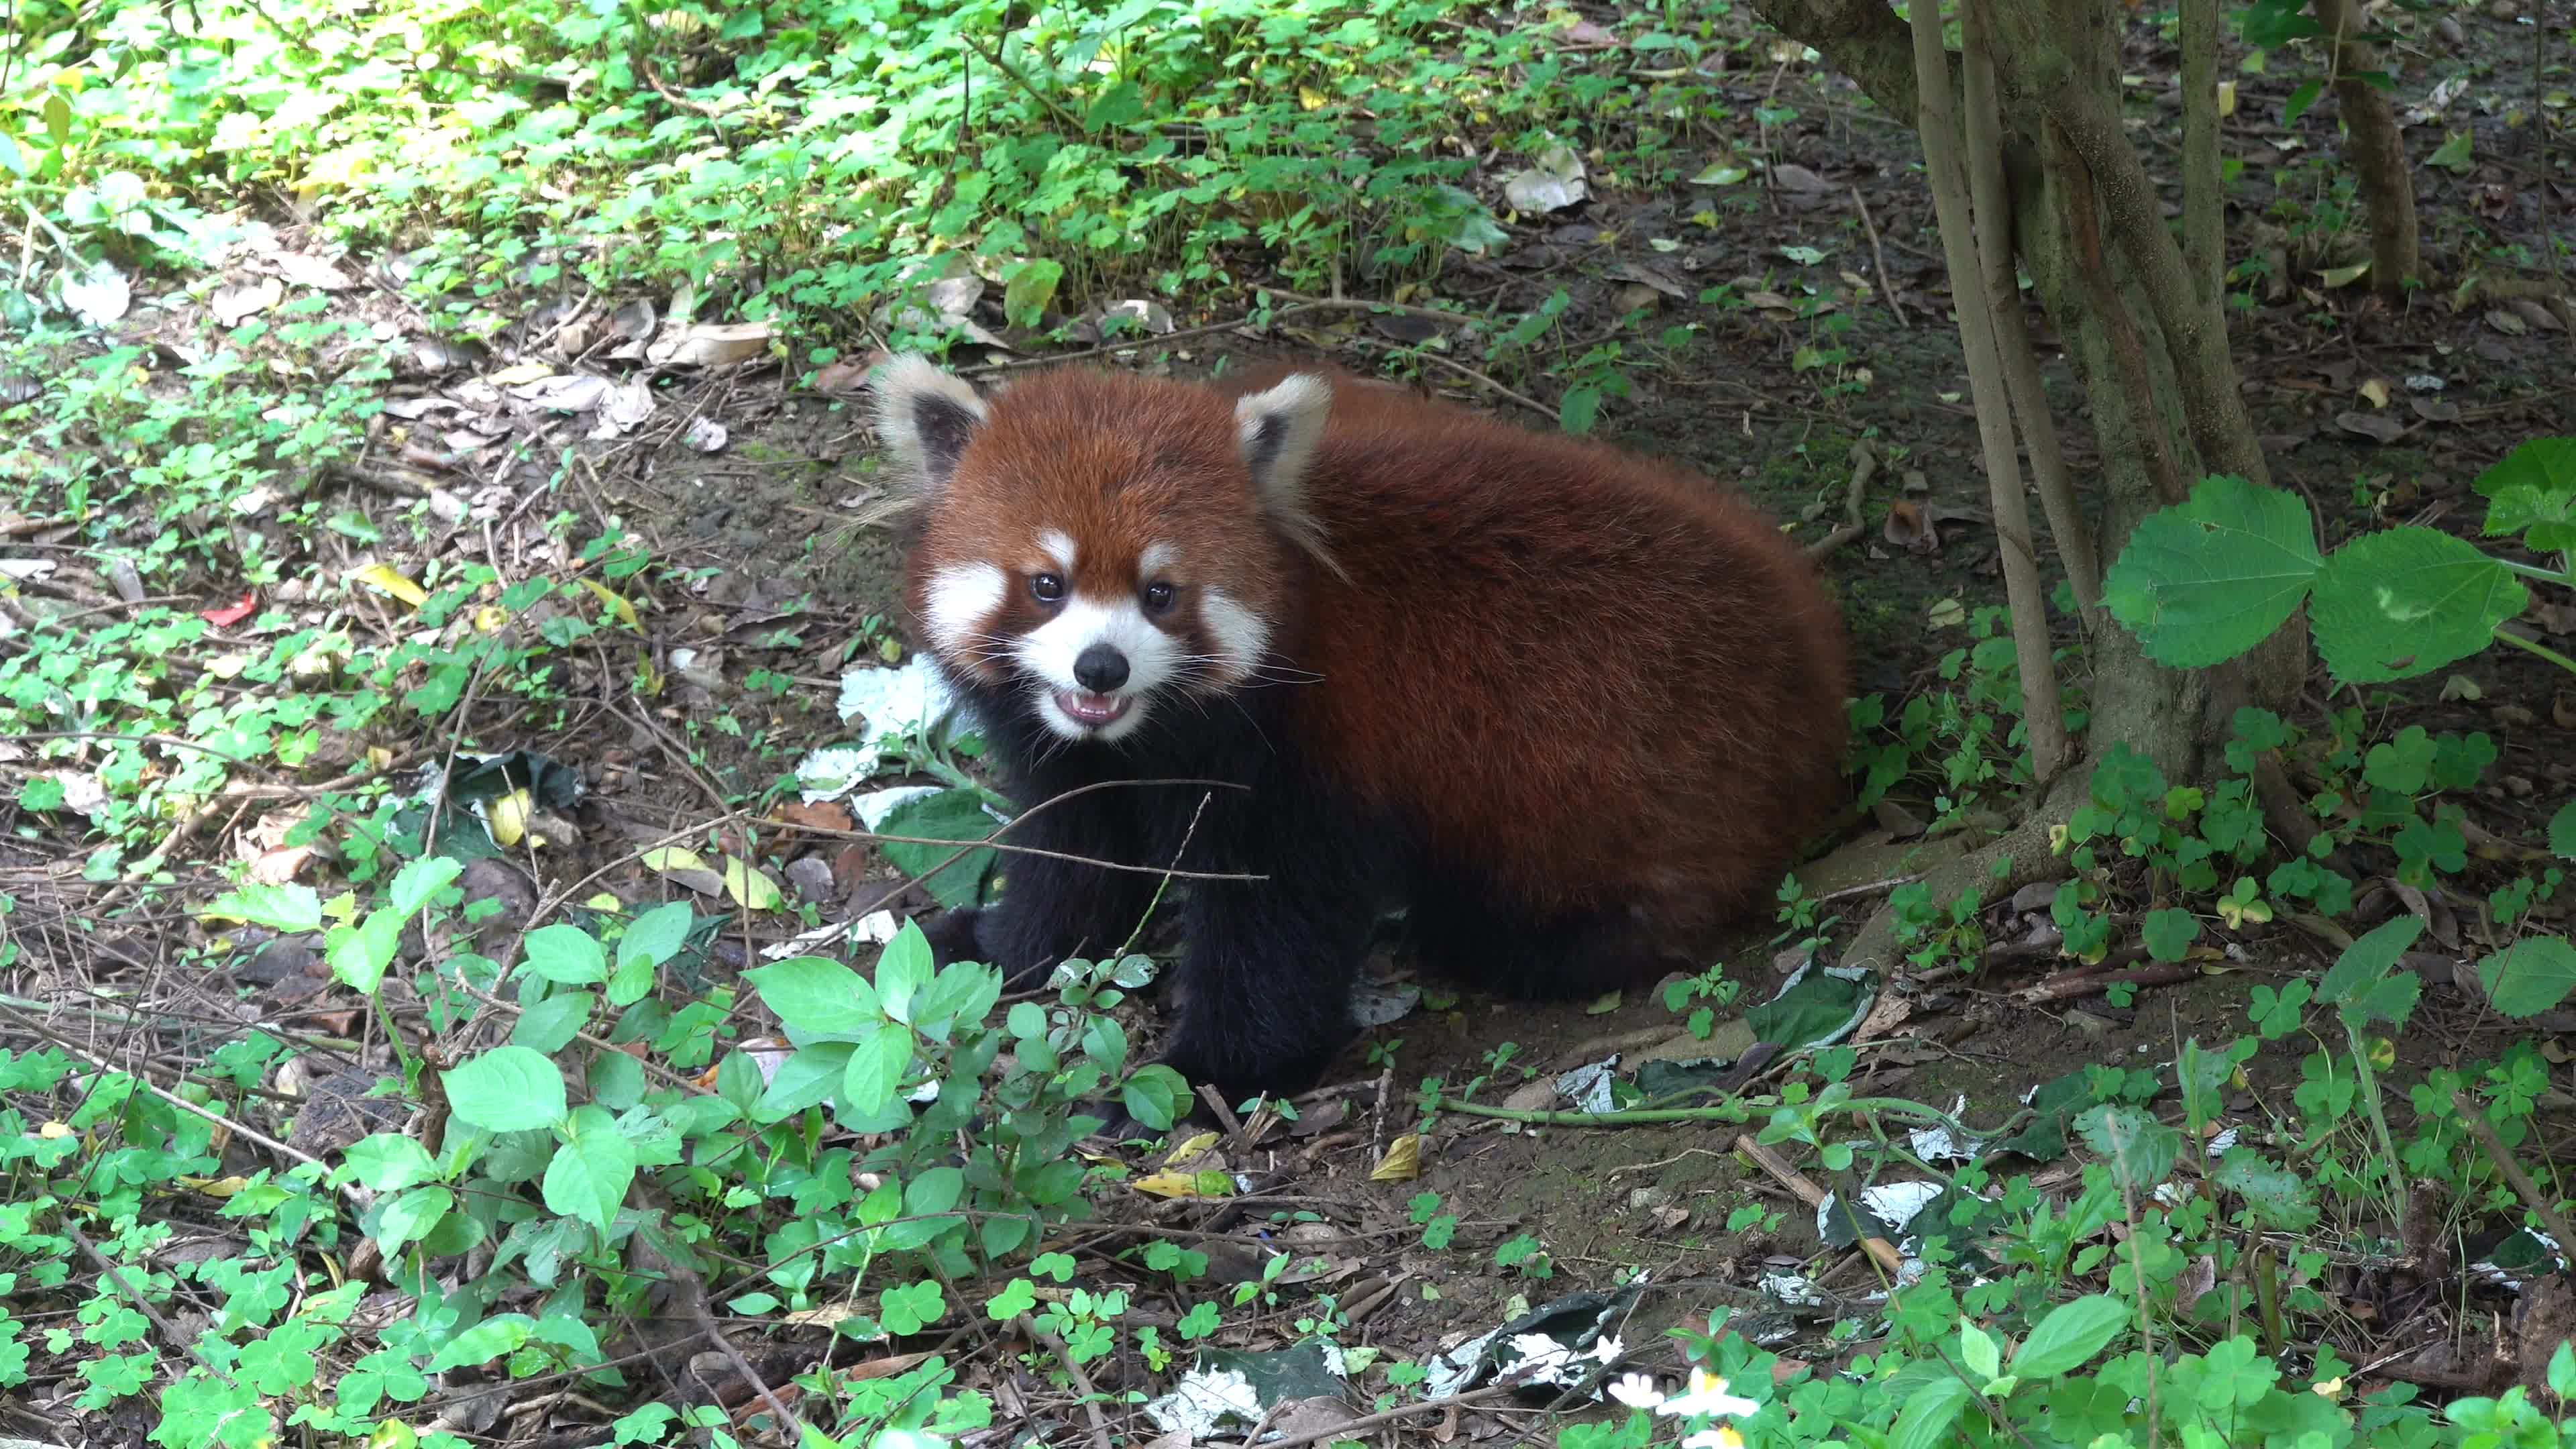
(1073, 644, 1130, 693)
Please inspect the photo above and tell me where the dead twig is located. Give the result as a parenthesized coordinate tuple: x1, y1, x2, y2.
(1804, 439, 1880, 559)
(2451, 1090, 2576, 1258)
(1013, 1315, 1115, 1449)
(1850, 185, 1908, 327)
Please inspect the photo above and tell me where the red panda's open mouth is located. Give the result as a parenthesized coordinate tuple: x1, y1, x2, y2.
(1052, 690, 1132, 727)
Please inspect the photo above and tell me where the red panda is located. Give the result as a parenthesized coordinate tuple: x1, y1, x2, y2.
(870, 353, 1849, 1109)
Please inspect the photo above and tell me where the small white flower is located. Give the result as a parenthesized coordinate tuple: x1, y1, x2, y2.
(1607, 1373, 1665, 1409)
(1658, 1366, 1761, 1419)
(1682, 1428, 1748, 1449)
(1590, 1334, 1625, 1364)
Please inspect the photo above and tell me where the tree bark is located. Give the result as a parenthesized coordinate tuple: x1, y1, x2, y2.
(1748, 0, 2313, 971)
(2313, 0, 2422, 296)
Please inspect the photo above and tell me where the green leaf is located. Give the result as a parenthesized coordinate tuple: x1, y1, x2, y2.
(2553, 799, 2576, 859)
(745, 955, 882, 1037)
(879, 789, 1001, 909)
(2012, 1293, 2132, 1377)
(875, 925, 933, 1023)
(427, 1313, 536, 1373)
(1961, 1320, 2002, 1380)
(520, 923, 608, 985)
(2477, 936, 2576, 1019)
(389, 855, 463, 919)
(2282, 78, 2324, 125)
(2309, 526, 2526, 684)
(2475, 437, 2576, 551)
(843, 1022, 916, 1118)
(542, 1108, 639, 1234)
(1559, 384, 1601, 435)
(618, 900, 694, 973)
(326, 910, 405, 994)
(757, 1042, 853, 1118)
(1083, 79, 1144, 131)
(2102, 474, 2319, 668)
(205, 882, 324, 933)
(443, 1045, 568, 1132)
(985, 1277, 1038, 1320)
(513, 991, 595, 1053)
(373, 1185, 451, 1258)
(341, 1134, 437, 1193)
(1004, 258, 1064, 325)
(2142, 908, 2200, 963)
(1888, 1374, 1974, 1449)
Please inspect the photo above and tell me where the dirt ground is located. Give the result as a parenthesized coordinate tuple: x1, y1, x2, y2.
(10, 0, 2574, 1423)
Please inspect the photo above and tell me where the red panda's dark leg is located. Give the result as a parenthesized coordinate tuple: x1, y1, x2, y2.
(921, 794, 1160, 988)
(1158, 873, 1374, 1108)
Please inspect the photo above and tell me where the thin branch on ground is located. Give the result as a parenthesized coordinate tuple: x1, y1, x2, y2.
(1851, 185, 1909, 327)
(1804, 439, 1879, 559)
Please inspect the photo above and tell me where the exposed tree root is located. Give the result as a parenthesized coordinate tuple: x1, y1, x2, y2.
(1833, 769, 2090, 976)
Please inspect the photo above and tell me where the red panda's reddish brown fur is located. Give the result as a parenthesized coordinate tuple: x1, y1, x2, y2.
(873, 353, 1849, 1107)
(1208, 358, 1849, 932)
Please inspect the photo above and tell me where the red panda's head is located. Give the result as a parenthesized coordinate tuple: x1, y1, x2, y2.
(869, 354, 1335, 744)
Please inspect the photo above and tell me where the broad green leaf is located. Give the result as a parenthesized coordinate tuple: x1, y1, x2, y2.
(2309, 526, 2526, 684)
(542, 1108, 639, 1234)
(389, 855, 464, 918)
(427, 1313, 536, 1373)
(513, 991, 594, 1053)
(520, 923, 608, 985)
(1888, 1373, 1974, 1449)
(619, 900, 694, 973)
(757, 1041, 854, 1118)
(878, 789, 1000, 909)
(2477, 936, 2576, 1019)
(2475, 437, 2576, 550)
(2012, 1294, 2133, 1377)
(2316, 914, 2424, 1004)
(2102, 475, 2319, 667)
(341, 1134, 437, 1193)
(1960, 1320, 2002, 1381)
(875, 924, 933, 1023)
(906, 1165, 966, 1217)
(2210, 1146, 2321, 1231)
(2553, 799, 2576, 859)
(1004, 258, 1064, 324)
(745, 956, 881, 1038)
(443, 1045, 568, 1132)
(203, 882, 323, 932)
(374, 1185, 452, 1258)
(843, 1022, 916, 1118)
(327, 910, 405, 994)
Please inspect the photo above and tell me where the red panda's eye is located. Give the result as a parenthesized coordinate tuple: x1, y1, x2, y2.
(1142, 581, 1176, 613)
(1030, 573, 1066, 604)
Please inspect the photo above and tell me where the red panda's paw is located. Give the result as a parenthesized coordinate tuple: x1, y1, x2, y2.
(916, 906, 991, 971)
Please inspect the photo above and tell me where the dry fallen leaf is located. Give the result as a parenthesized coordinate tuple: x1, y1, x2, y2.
(1370, 1134, 1422, 1182)
(2334, 410, 2408, 444)
(213, 275, 285, 327)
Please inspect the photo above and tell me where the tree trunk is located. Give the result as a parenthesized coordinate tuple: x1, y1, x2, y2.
(1745, 0, 2311, 966)
(2313, 0, 2422, 296)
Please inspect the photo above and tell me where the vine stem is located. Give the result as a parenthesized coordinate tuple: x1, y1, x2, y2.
(2493, 626, 2576, 678)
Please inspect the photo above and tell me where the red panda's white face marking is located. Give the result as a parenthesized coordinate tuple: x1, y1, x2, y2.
(871, 355, 1334, 744)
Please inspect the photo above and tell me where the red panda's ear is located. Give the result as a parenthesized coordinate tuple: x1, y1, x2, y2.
(870, 354, 989, 500)
(1232, 372, 1332, 544)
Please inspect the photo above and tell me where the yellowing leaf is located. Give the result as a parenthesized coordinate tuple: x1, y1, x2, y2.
(1132, 1169, 1238, 1199)
(582, 893, 623, 912)
(1927, 597, 1968, 629)
(350, 563, 427, 608)
(644, 847, 710, 874)
(2216, 80, 2237, 117)
(322, 891, 360, 925)
(1371, 1134, 1422, 1181)
(488, 362, 555, 386)
(487, 787, 531, 847)
(723, 856, 784, 911)
(1163, 1130, 1226, 1165)
(185, 1175, 252, 1198)
(1585, 989, 1623, 1015)
(1297, 86, 1330, 111)
(366, 745, 393, 769)
(472, 605, 510, 633)
(2359, 377, 2391, 408)
(39, 1120, 73, 1139)
(580, 577, 639, 629)
(2317, 261, 2371, 288)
